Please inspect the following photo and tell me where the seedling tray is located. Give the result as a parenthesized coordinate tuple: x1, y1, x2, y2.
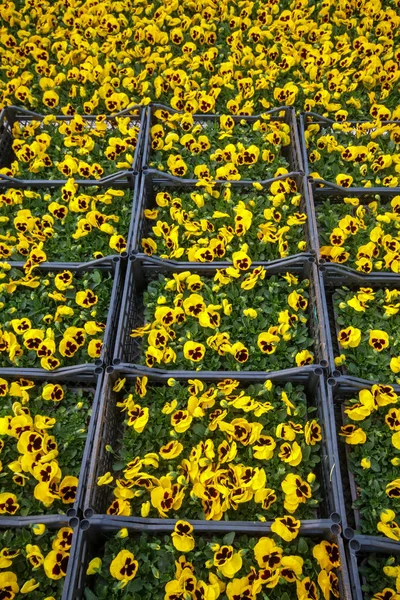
(67, 518, 352, 600)
(112, 254, 329, 375)
(142, 103, 304, 179)
(0, 105, 146, 185)
(130, 170, 318, 264)
(82, 367, 345, 527)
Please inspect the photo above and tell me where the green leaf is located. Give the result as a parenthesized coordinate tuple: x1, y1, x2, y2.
(192, 423, 206, 437)
(151, 565, 160, 579)
(302, 444, 311, 462)
(128, 579, 144, 592)
(298, 537, 308, 554)
(92, 271, 102, 285)
(84, 588, 99, 600)
(112, 462, 125, 471)
(223, 531, 235, 546)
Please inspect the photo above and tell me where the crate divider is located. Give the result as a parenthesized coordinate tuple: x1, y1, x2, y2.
(140, 166, 305, 187)
(0, 169, 136, 188)
(326, 378, 359, 538)
(330, 374, 400, 395)
(0, 514, 77, 528)
(320, 262, 400, 284)
(130, 253, 316, 273)
(84, 514, 340, 535)
(309, 177, 400, 199)
(107, 363, 323, 385)
(0, 363, 102, 380)
(6, 253, 125, 273)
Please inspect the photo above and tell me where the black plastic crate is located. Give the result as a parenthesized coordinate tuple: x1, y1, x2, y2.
(130, 171, 319, 263)
(299, 112, 400, 195)
(67, 517, 352, 600)
(306, 176, 400, 281)
(0, 105, 145, 185)
(319, 264, 400, 380)
(328, 376, 400, 539)
(0, 256, 123, 371)
(0, 514, 80, 600)
(0, 369, 102, 520)
(347, 535, 400, 600)
(112, 254, 329, 375)
(0, 173, 140, 265)
(82, 366, 345, 527)
(326, 379, 369, 538)
(142, 103, 304, 178)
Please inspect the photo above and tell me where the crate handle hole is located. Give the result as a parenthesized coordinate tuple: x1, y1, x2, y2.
(81, 518, 91, 530)
(330, 523, 341, 535)
(349, 539, 360, 552)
